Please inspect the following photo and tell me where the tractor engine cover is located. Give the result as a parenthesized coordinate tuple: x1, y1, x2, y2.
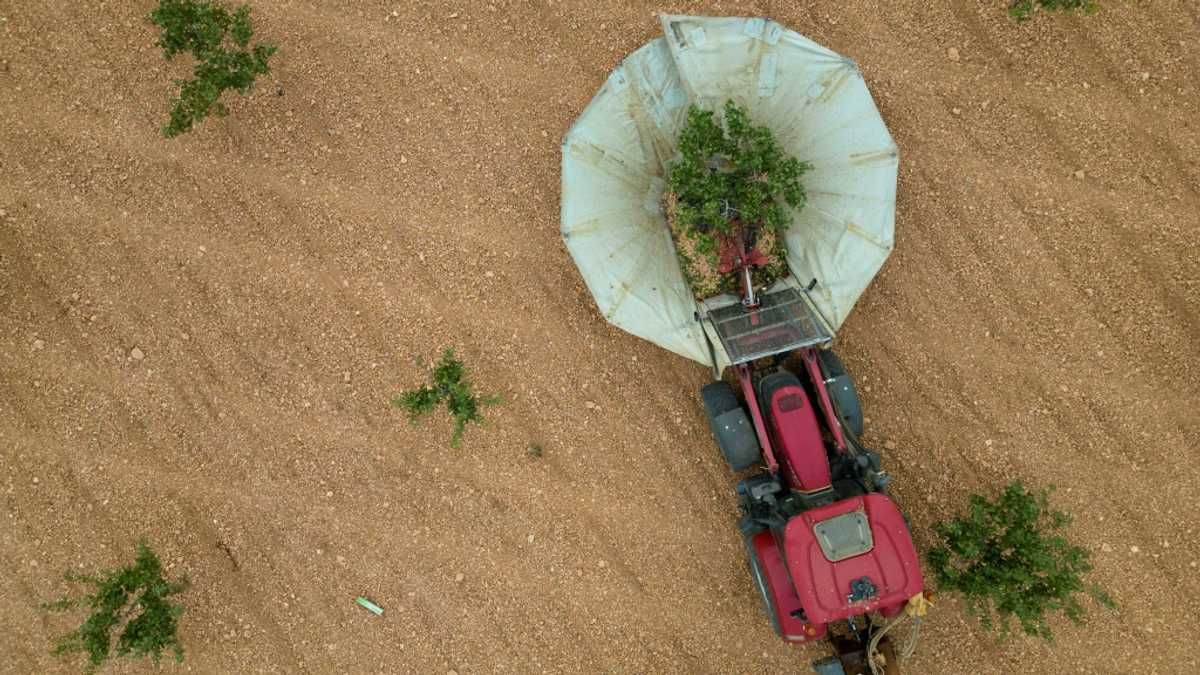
(759, 371, 831, 493)
(784, 494, 923, 626)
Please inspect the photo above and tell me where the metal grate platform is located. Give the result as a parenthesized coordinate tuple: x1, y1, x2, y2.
(706, 286, 832, 365)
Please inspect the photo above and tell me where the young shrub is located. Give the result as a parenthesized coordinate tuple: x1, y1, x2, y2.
(44, 541, 189, 673)
(393, 348, 501, 447)
(1009, 0, 1100, 22)
(148, 0, 277, 137)
(927, 482, 1115, 641)
(666, 100, 811, 298)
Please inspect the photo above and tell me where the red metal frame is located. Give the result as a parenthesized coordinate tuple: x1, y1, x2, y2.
(736, 363, 778, 474)
(735, 346, 849, 479)
(749, 530, 827, 644)
(801, 348, 847, 452)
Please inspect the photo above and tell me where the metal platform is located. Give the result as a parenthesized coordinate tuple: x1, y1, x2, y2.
(704, 285, 833, 365)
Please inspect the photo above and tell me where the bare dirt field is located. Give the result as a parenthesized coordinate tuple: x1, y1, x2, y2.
(2, 1, 1198, 673)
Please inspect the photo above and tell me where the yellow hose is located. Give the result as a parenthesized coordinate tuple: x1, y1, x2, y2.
(867, 593, 932, 675)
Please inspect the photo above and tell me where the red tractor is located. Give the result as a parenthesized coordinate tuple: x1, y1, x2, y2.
(557, 15, 928, 671)
(698, 278, 925, 675)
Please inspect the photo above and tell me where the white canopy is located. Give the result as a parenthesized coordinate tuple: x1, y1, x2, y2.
(561, 15, 897, 370)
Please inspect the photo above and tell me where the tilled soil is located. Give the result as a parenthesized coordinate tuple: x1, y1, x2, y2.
(1, 1, 1198, 673)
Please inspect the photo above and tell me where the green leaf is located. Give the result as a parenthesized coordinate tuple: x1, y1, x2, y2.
(393, 349, 500, 447)
(1008, 0, 1100, 22)
(45, 542, 187, 672)
(665, 99, 812, 297)
(149, 0, 276, 137)
(927, 481, 1115, 642)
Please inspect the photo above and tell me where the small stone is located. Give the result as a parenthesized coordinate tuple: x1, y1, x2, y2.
(1139, 71, 1150, 81)
(585, 401, 596, 410)
(32, 477, 40, 485)
(951, 107, 961, 116)
(1084, 288, 1095, 297)
(130, 347, 144, 360)
(400, 155, 408, 164)
(342, 371, 351, 383)
(527, 534, 535, 544)
(484, 271, 494, 278)
(454, 573, 465, 582)
(984, 439, 993, 447)
(1130, 545, 1140, 554)
(1101, 543, 1113, 553)
(32, 339, 44, 350)
(947, 47, 960, 62)
(1073, 170, 1085, 180)
(325, 490, 334, 498)
(598, 560, 607, 568)
(883, 440, 897, 451)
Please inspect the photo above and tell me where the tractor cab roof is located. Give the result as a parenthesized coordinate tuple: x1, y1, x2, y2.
(784, 493, 923, 625)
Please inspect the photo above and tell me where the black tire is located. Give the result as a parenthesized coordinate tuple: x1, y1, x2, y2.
(701, 381, 738, 418)
(744, 535, 783, 637)
(817, 349, 865, 439)
(701, 381, 761, 470)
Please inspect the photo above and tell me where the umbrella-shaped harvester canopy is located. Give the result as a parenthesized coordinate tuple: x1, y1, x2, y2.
(561, 15, 898, 371)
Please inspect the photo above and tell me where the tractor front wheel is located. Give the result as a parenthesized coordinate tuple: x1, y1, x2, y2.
(701, 381, 761, 471)
(818, 349, 865, 439)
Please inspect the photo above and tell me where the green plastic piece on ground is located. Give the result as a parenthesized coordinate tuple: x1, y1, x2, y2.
(356, 596, 384, 615)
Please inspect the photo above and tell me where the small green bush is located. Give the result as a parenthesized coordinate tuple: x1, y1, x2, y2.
(927, 482, 1114, 641)
(44, 541, 188, 673)
(148, 0, 276, 137)
(393, 348, 501, 447)
(667, 100, 811, 297)
(1009, 0, 1099, 21)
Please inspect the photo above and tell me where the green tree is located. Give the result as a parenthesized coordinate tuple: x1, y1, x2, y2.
(44, 541, 189, 673)
(1009, 0, 1100, 21)
(393, 349, 501, 447)
(927, 482, 1114, 641)
(667, 100, 810, 294)
(148, 0, 277, 137)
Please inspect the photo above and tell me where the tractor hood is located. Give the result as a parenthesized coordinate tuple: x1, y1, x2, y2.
(784, 493, 923, 625)
(561, 15, 898, 371)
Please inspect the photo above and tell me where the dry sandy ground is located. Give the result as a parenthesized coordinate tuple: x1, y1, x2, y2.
(2, 1, 1198, 673)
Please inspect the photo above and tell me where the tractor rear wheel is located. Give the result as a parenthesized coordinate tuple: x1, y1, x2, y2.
(744, 535, 783, 637)
(701, 381, 761, 471)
